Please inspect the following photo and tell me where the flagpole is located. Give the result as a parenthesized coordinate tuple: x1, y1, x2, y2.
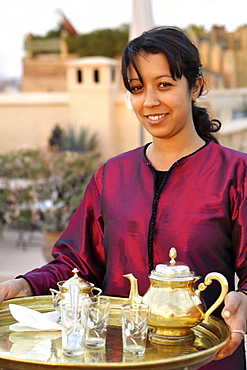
(129, 0, 154, 146)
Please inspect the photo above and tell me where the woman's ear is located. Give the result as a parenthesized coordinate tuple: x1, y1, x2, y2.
(191, 76, 203, 101)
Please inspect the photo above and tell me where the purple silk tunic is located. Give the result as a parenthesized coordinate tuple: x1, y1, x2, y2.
(21, 141, 247, 369)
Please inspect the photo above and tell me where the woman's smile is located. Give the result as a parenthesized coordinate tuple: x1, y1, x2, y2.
(144, 113, 168, 125)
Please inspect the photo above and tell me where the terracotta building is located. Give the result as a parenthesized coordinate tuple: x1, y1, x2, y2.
(21, 12, 79, 93)
(192, 25, 247, 89)
(21, 25, 247, 93)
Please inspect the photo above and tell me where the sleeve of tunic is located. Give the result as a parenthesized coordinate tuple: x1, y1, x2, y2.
(18, 175, 105, 296)
(231, 158, 247, 290)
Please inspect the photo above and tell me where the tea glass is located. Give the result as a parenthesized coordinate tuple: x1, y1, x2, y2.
(83, 297, 110, 349)
(121, 303, 150, 355)
(61, 302, 88, 356)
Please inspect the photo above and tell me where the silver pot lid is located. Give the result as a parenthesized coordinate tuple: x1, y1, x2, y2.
(150, 248, 198, 281)
(61, 268, 93, 289)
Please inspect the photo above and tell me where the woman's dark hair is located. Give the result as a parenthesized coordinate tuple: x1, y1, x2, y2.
(121, 26, 221, 143)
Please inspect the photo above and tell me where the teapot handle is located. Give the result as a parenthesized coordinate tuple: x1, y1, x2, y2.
(196, 272, 228, 322)
(49, 288, 60, 296)
(49, 288, 62, 306)
(92, 287, 102, 297)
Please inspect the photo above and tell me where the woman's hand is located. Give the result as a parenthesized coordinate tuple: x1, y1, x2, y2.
(215, 291, 247, 360)
(0, 278, 33, 304)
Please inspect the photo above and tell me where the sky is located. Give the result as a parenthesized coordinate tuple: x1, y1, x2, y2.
(0, 0, 247, 79)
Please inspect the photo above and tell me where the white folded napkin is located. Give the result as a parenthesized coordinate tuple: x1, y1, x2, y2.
(9, 304, 62, 332)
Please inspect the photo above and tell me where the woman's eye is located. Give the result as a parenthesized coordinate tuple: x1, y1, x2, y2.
(159, 82, 171, 88)
(130, 85, 142, 93)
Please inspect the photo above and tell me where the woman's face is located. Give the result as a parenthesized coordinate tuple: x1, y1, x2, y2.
(129, 52, 201, 142)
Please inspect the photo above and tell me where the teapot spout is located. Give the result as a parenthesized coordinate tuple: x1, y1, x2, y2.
(123, 273, 142, 304)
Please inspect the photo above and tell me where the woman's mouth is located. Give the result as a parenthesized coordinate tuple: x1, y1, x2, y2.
(148, 114, 165, 121)
(145, 114, 167, 124)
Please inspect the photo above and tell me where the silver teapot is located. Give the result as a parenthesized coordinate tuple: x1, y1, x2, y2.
(124, 248, 228, 345)
(50, 268, 102, 310)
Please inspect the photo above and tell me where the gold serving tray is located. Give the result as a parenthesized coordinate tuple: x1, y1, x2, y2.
(0, 295, 229, 370)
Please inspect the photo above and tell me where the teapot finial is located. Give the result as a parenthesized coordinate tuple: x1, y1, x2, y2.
(72, 268, 79, 277)
(169, 247, 177, 265)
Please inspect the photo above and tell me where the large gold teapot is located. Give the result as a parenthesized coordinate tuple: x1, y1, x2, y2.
(50, 268, 102, 310)
(124, 248, 228, 345)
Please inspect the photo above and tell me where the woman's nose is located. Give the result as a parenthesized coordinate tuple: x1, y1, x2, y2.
(143, 90, 160, 107)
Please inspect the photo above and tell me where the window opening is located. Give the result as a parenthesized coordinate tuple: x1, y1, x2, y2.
(77, 69, 82, 83)
(94, 69, 100, 83)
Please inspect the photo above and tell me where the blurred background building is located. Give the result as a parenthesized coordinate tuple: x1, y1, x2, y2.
(1, 4, 247, 159)
(0, 1, 247, 304)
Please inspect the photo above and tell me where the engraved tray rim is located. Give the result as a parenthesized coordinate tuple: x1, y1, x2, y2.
(0, 295, 230, 370)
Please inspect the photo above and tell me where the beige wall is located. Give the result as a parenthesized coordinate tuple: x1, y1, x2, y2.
(0, 94, 69, 154)
(67, 57, 122, 159)
(115, 98, 140, 152)
(237, 50, 247, 87)
(0, 91, 143, 160)
(223, 49, 237, 88)
(210, 43, 222, 74)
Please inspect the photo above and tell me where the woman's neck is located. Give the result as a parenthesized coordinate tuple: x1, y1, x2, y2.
(146, 136, 205, 171)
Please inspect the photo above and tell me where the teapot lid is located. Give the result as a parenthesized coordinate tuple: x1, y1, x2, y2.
(150, 248, 197, 281)
(62, 268, 93, 289)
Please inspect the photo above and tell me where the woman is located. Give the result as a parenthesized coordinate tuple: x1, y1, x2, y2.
(0, 27, 247, 369)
